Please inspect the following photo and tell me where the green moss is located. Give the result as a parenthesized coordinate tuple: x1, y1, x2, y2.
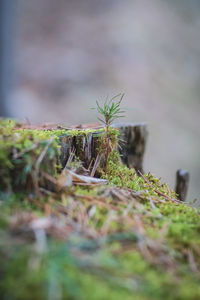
(1, 234, 200, 300)
(15, 126, 113, 140)
(103, 149, 176, 200)
(0, 118, 119, 194)
(103, 150, 142, 190)
(0, 128, 60, 193)
(1, 118, 200, 300)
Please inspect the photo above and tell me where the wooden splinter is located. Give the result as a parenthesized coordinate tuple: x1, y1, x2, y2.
(175, 169, 189, 202)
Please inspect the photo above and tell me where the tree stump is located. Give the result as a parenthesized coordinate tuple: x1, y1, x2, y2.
(59, 123, 148, 174)
(59, 132, 102, 170)
(112, 123, 148, 173)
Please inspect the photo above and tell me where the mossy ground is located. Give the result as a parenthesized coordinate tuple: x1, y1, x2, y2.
(0, 119, 200, 300)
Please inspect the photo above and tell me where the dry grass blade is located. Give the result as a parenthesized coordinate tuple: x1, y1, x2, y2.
(64, 147, 76, 169)
(90, 153, 103, 177)
(138, 171, 180, 203)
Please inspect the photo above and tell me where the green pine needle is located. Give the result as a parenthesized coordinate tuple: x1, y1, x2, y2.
(93, 93, 125, 127)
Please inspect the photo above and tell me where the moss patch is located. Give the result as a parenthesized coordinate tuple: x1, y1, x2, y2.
(0, 118, 200, 300)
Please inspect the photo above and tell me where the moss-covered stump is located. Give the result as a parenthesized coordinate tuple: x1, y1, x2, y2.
(59, 130, 106, 170)
(0, 118, 200, 300)
(0, 119, 60, 194)
(0, 119, 118, 193)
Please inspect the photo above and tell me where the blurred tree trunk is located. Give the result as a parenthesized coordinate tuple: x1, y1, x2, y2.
(0, 0, 17, 117)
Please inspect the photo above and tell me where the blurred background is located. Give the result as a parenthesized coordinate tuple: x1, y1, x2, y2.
(1, 0, 200, 202)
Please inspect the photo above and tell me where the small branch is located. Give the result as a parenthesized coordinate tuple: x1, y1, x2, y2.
(138, 171, 180, 203)
(63, 147, 75, 170)
(90, 153, 102, 177)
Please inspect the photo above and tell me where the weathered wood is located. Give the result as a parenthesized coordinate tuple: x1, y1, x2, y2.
(59, 123, 148, 174)
(112, 123, 148, 173)
(59, 132, 102, 170)
(59, 135, 74, 168)
(175, 169, 189, 202)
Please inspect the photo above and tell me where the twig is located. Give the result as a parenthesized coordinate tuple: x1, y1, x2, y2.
(40, 170, 58, 185)
(90, 153, 102, 177)
(13, 143, 39, 159)
(39, 187, 55, 196)
(88, 158, 94, 171)
(76, 194, 120, 211)
(33, 138, 53, 196)
(187, 249, 199, 273)
(35, 138, 54, 175)
(138, 171, 180, 203)
(63, 147, 76, 170)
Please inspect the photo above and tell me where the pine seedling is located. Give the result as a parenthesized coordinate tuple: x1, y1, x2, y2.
(92, 93, 125, 171)
(94, 93, 125, 128)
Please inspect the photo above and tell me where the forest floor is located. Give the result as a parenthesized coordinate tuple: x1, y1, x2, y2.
(0, 119, 200, 300)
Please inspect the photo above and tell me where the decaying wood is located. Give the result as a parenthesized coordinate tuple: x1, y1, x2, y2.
(175, 169, 189, 202)
(59, 123, 148, 174)
(59, 132, 102, 171)
(60, 135, 74, 168)
(57, 169, 108, 189)
(14, 122, 148, 175)
(112, 123, 148, 173)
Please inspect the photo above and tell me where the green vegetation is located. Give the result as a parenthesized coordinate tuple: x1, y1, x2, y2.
(92, 93, 125, 170)
(0, 118, 200, 300)
(92, 93, 125, 127)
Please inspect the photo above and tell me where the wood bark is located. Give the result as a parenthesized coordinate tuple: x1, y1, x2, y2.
(112, 123, 148, 173)
(59, 132, 101, 170)
(175, 169, 189, 202)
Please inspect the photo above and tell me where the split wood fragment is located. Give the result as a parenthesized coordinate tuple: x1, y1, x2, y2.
(57, 169, 107, 189)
